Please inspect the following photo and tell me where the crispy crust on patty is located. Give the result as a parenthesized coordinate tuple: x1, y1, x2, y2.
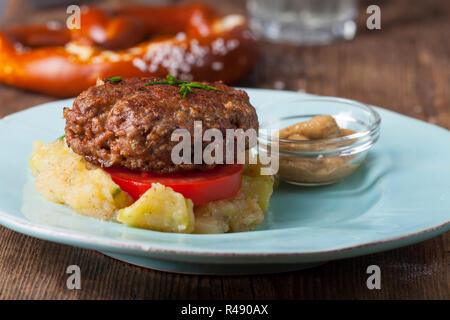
(64, 77, 258, 174)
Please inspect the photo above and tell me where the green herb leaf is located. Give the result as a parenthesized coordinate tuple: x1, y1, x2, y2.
(111, 187, 122, 198)
(166, 74, 180, 85)
(144, 74, 221, 99)
(107, 76, 122, 83)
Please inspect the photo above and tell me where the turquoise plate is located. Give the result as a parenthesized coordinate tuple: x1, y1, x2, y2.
(0, 89, 449, 275)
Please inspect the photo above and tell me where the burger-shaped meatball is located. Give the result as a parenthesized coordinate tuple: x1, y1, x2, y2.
(64, 77, 259, 174)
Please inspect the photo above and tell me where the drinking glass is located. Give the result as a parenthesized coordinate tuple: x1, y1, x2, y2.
(247, 0, 358, 45)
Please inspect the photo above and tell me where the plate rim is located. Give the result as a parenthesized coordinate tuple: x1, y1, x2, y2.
(0, 207, 448, 257)
(0, 89, 449, 259)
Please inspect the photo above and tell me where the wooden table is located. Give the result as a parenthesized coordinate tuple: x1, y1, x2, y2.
(0, 0, 448, 299)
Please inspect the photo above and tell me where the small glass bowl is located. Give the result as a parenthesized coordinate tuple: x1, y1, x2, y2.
(258, 97, 381, 186)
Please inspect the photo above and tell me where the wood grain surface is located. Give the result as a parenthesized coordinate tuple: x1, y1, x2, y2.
(0, 0, 448, 299)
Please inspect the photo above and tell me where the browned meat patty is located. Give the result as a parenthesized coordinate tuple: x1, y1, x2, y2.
(64, 77, 258, 174)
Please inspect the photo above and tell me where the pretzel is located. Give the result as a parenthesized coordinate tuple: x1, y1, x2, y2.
(0, 3, 258, 97)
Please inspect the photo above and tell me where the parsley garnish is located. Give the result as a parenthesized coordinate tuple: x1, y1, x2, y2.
(107, 76, 122, 83)
(144, 75, 221, 99)
(111, 187, 122, 198)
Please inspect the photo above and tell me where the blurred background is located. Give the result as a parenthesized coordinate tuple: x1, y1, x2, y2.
(0, 0, 449, 129)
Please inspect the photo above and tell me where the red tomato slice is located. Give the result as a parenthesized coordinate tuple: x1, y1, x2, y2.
(104, 165, 243, 206)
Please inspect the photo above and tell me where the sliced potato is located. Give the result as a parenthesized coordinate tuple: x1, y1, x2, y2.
(194, 198, 263, 234)
(239, 175, 274, 212)
(193, 174, 273, 234)
(30, 139, 132, 220)
(118, 183, 195, 233)
(30, 139, 274, 234)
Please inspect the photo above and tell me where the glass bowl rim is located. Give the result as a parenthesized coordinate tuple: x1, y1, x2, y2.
(258, 97, 381, 145)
